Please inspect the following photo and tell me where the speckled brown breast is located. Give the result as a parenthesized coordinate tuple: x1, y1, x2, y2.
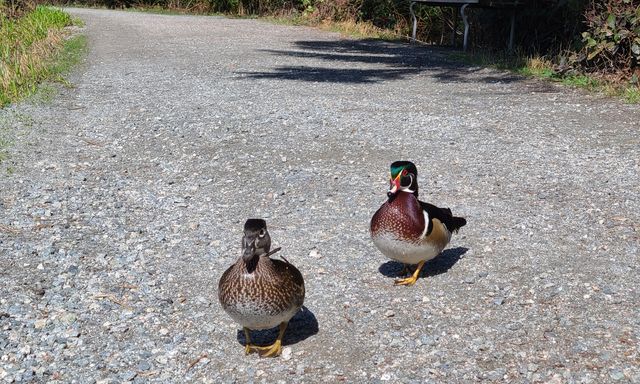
(370, 191, 425, 242)
(218, 256, 305, 330)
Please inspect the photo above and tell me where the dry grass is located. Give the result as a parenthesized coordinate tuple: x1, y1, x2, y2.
(1, 29, 64, 90)
(0, 6, 73, 106)
(318, 19, 404, 40)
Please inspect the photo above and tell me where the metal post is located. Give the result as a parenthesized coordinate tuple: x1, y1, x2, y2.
(410, 1, 417, 43)
(460, 3, 470, 52)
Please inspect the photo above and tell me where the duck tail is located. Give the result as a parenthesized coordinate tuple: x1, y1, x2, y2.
(449, 216, 467, 233)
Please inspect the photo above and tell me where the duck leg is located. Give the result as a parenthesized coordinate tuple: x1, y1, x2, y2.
(394, 260, 426, 286)
(253, 322, 288, 358)
(243, 327, 260, 355)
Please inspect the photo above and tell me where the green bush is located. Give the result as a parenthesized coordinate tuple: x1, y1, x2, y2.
(572, 0, 639, 76)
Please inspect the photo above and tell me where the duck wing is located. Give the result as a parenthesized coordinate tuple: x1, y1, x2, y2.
(420, 201, 467, 234)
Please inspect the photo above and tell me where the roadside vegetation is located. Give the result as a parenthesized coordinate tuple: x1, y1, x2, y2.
(0, 2, 83, 107)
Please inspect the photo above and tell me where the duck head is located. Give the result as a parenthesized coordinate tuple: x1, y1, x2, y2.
(387, 161, 419, 200)
(241, 218, 272, 263)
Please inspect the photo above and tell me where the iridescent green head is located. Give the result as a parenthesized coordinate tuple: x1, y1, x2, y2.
(388, 161, 419, 197)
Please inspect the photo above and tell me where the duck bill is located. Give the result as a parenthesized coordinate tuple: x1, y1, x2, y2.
(387, 175, 401, 198)
(242, 242, 257, 263)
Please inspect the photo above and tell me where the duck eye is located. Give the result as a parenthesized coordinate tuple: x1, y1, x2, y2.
(402, 169, 408, 176)
(400, 174, 412, 188)
(258, 229, 266, 238)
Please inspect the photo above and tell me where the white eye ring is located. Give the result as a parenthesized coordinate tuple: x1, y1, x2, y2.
(258, 229, 266, 238)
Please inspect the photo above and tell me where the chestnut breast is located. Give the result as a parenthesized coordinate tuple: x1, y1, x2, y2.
(371, 192, 425, 242)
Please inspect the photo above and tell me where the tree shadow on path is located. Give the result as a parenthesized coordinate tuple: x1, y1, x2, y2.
(238, 39, 525, 85)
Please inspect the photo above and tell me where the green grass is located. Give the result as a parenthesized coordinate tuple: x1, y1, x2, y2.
(624, 86, 640, 103)
(0, 34, 86, 162)
(0, 6, 76, 107)
(0, 9, 86, 165)
(454, 50, 640, 104)
(51, 34, 88, 81)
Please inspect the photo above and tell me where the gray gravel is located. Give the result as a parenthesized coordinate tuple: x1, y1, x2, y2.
(1, 7, 639, 383)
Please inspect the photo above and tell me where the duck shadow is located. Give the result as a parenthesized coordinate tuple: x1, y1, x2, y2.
(378, 247, 468, 279)
(236, 306, 319, 347)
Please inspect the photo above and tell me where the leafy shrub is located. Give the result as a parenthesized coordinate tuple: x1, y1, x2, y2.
(573, 0, 639, 76)
(0, 0, 37, 19)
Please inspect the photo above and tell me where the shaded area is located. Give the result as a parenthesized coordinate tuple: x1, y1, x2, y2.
(238, 39, 525, 84)
(240, 66, 422, 84)
(378, 246, 468, 279)
(235, 306, 319, 347)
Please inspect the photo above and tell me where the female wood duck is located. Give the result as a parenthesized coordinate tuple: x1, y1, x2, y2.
(370, 161, 466, 286)
(218, 219, 305, 357)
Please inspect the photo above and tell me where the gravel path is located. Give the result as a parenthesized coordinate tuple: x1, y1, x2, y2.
(1, 8, 639, 383)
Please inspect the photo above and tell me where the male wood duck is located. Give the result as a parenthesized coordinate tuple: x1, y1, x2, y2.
(218, 219, 305, 357)
(370, 161, 466, 286)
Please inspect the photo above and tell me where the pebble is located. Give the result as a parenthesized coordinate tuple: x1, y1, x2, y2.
(34, 319, 47, 329)
(609, 369, 625, 381)
(420, 335, 438, 347)
(136, 361, 151, 371)
(121, 371, 137, 381)
(487, 369, 505, 381)
(463, 276, 476, 284)
(308, 249, 322, 259)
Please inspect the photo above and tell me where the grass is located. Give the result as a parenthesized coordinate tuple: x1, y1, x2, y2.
(51, 34, 88, 81)
(263, 12, 405, 41)
(0, 7, 86, 165)
(0, 6, 80, 107)
(624, 87, 640, 103)
(317, 19, 403, 40)
(456, 49, 640, 104)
